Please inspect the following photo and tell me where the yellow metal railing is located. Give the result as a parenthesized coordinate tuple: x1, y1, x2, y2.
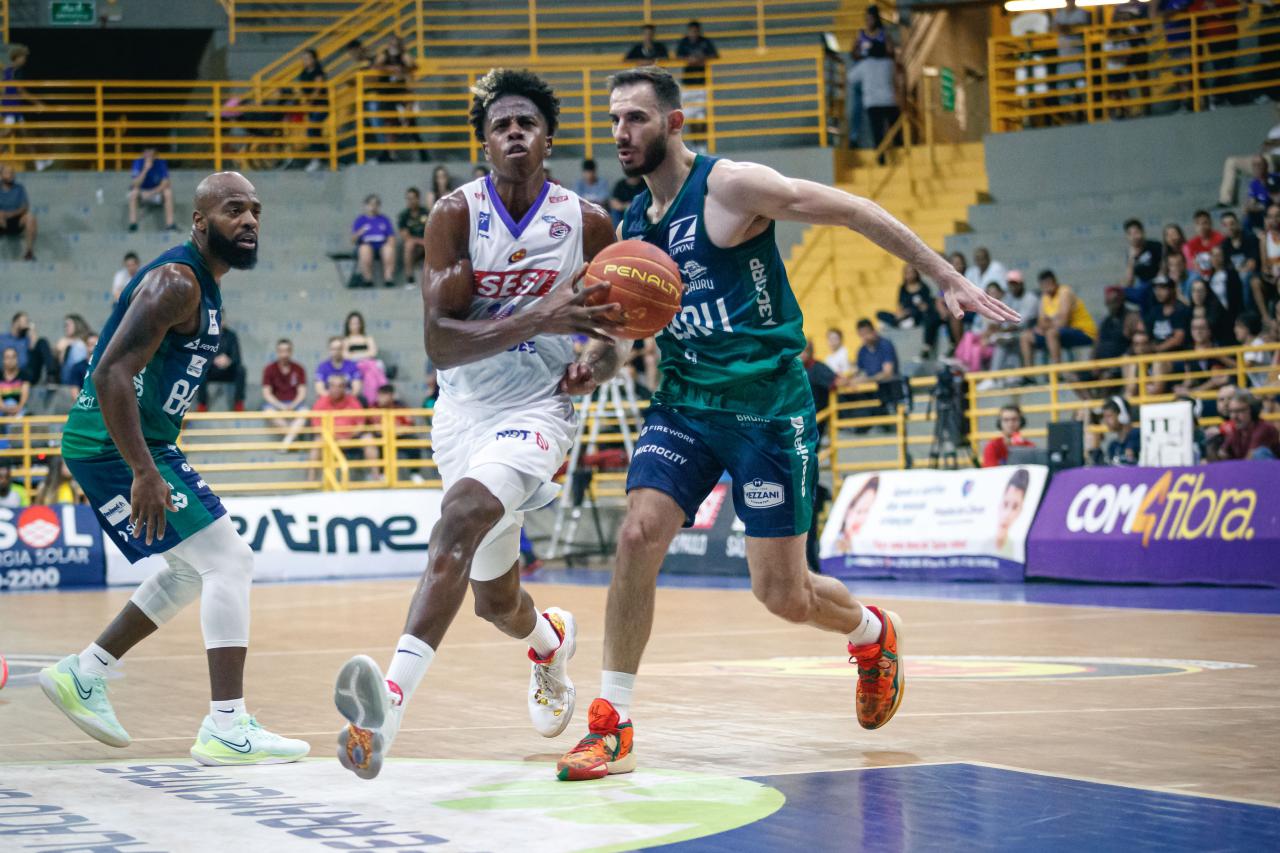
(990, 3, 1280, 132)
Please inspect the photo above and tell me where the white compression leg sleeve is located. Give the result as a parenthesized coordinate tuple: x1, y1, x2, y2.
(130, 552, 203, 626)
(166, 514, 255, 649)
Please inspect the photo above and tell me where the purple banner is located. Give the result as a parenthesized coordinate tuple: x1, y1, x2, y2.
(1027, 461, 1280, 587)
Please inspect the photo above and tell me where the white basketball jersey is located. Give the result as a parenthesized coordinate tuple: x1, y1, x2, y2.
(438, 176, 584, 411)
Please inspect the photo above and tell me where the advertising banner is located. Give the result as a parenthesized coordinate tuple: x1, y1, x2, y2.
(1027, 462, 1280, 586)
(819, 466, 1049, 581)
(662, 483, 748, 575)
(0, 504, 106, 591)
(107, 489, 443, 585)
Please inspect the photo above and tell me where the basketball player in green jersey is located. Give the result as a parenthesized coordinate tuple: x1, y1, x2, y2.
(558, 66, 1018, 780)
(38, 172, 308, 766)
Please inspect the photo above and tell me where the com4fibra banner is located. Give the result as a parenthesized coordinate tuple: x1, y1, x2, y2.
(0, 504, 106, 591)
(819, 466, 1049, 581)
(107, 489, 443, 585)
(1027, 461, 1280, 586)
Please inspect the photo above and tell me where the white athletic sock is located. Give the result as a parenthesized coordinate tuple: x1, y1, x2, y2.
(210, 698, 246, 730)
(848, 606, 884, 647)
(600, 671, 635, 721)
(385, 634, 435, 706)
(525, 613, 562, 660)
(78, 643, 117, 678)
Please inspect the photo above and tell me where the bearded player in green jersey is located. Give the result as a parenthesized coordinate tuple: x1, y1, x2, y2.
(558, 67, 1018, 780)
(38, 172, 308, 766)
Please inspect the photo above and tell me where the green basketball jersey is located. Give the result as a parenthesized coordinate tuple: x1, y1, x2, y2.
(621, 154, 809, 417)
(62, 242, 224, 460)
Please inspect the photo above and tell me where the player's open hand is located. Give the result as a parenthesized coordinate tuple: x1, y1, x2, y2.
(535, 265, 626, 341)
(559, 362, 598, 396)
(130, 467, 177, 546)
(936, 268, 1021, 324)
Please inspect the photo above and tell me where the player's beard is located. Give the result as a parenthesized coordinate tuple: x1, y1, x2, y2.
(622, 132, 668, 178)
(208, 225, 259, 270)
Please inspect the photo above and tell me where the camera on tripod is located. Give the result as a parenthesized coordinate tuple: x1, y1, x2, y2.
(925, 361, 974, 468)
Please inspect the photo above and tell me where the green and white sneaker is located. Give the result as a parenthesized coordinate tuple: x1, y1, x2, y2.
(38, 654, 130, 748)
(190, 714, 310, 766)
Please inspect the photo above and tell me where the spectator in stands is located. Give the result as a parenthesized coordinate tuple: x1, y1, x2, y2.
(471, 165, 489, 180)
(64, 332, 95, 392)
(574, 159, 610, 208)
(0, 312, 51, 384)
(1123, 218, 1163, 309)
(1220, 211, 1267, 313)
(1162, 223, 1187, 268)
(981, 404, 1035, 468)
(126, 148, 176, 232)
(1091, 396, 1140, 466)
(1206, 244, 1245, 321)
(965, 247, 1008, 291)
(609, 173, 645, 226)
(342, 310, 386, 404)
(1022, 269, 1096, 367)
(1189, 277, 1233, 345)
(1143, 277, 1191, 391)
(2, 45, 34, 124)
(1210, 381, 1239, 432)
(1183, 210, 1224, 273)
(262, 338, 307, 445)
(847, 12, 901, 160)
(1166, 251, 1197, 299)
(54, 314, 92, 387)
(422, 367, 439, 411)
(1175, 315, 1235, 397)
(1053, 1, 1090, 108)
(1236, 313, 1271, 388)
(425, 166, 455, 208)
(111, 251, 140, 304)
(0, 163, 37, 261)
(373, 382, 420, 476)
(938, 251, 971, 349)
(1218, 389, 1280, 460)
(802, 339, 838, 434)
(1263, 204, 1280, 294)
(988, 269, 1038, 376)
(1241, 155, 1279, 234)
(877, 264, 942, 359)
(959, 282, 1004, 373)
(351, 193, 397, 287)
(854, 4, 895, 60)
(625, 24, 669, 63)
(1090, 285, 1142, 393)
(825, 328, 852, 378)
(850, 318, 898, 383)
(309, 374, 378, 478)
(398, 187, 428, 286)
(0, 461, 29, 508)
(316, 335, 362, 399)
(196, 319, 246, 411)
(35, 456, 83, 505)
(1, 346, 29, 417)
(676, 20, 719, 141)
(298, 48, 329, 173)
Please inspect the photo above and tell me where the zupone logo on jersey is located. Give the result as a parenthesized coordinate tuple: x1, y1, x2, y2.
(472, 268, 560, 298)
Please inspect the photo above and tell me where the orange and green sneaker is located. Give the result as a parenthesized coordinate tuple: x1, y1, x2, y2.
(848, 605, 904, 730)
(555, 698, 635, 781)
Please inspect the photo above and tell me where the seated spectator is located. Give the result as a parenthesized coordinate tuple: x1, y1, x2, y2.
(35, 456, 83, 505)
(625, 24, 669, 62)
(609, 174, 645, 226)
(1242, 155, 1279, 233)
(111, 251, 141, 304)
(981, 404, 1035, 467)
(0, 461, 29, 508)
(824, 328, 852, 378)
(1174, 316, 1235, 396)
(0, 163, 37, 260)
(1090, 396, 1140, 466)
(0, 311, 52, 384)
(342, 310, 387, 403)
(1189, 278, 1233, 346)
(850, 317, 898, 384)
(309, 375, 378, 478)
(1205, 383, 1239, 458)
(316, 335, 362, 399)
(1263, 204, 1280, 300)
(1218, 389, 1280, 460)
(262, 338, 307, 444)
(1162, 223, 1187, 269)
(1086, 285, 1142, 395)
(939, 251, 971, 348)
(397, 187, 428, 285)
(1022, 269, 1096, 367)
(574, 159, 610, 208)
(1207, 244, 1245, 321)
(1, 346, 29, 417)
(423, 367, 439, 411)
(1182, 209, 1224, 274)
(1143, 277, 1191, 390)
(426, 166, 454, 207)
(54, 314, 92, 387)
(1166, 251, 1197, 301)
(802, 338, 838, 436)
(351, 193, 397, 287)
(64, 333, 97, 391)
(877, 264, 942, 359)
(373, 382, 420, 475)
(1220, 211, 1268, 315)
(196, 320, 246, 411)
(965, 247, 1007, 290)
(958, 282, 1004, 373)
(990, 269, 1039, 375)
(127, 148, 176, 232)
(1237, 313, 1270, 388)
(1123, 218, 1163, 309)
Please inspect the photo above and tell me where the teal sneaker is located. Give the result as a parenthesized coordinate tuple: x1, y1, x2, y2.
(38, 654, 130, 748)
(190, 714, 310, 766)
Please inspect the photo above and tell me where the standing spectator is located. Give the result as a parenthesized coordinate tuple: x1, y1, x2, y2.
(35, 456, 82, 505)
(196, 320, 246, 411)
(2, 45, 35, 125)
(847, 25, 900, 158)
(965, 247, 1008, 290)
(110, 251, 141, 304)
(54, 314, 92, 387)
(1, 346, 29, 418)
(1175, 315, 1235, 396)
(853, 4, 895, 60)
(426, 166, 454, 207)
(1241, 155, 1279, 233)
(1236, 313, 1270, 388)
(309, 375, 378, 478)
(298, 48, 329, 173)
(0, 163, 37, 260)
(1189, 277, 1233, 346)
(1220, 211, 1267, 315)
(0, 462, 30, 508)
(0, 311, 52, 384)
(877, 264, 942, 358)
(351, 193, 397, 287)
(315, 335, 362, 399)
(981, 405, 1035, 468)
(126, 148, 176, 232)
(398, 187, 428, 285)
(850, 318, 898, 383)
(372, 34, 426, 163)
(1143, 277, 1192, 390)
(609, 174, 645, 226)
(1207, 244, 1245, 321)
(1022, 270, 1096, 366)
(676, 21, 719, 140)
(824, 328, 852, 377)
(1218, 389, 1280, 460)
(262, 338, 308, 445)
(574, 159, 610, 208)
(624, 24, 669, 63)
(1053, 1, 1091, 107)
(1182, 209, 1225, 274)
(1123, 218, 1163, 308)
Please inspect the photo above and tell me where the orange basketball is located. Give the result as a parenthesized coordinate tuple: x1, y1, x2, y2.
(584, 239, 684, 339)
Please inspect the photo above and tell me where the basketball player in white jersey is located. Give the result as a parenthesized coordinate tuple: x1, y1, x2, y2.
(333, 69, 629, 779)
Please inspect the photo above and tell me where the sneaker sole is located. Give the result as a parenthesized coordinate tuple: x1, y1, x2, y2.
(557, 750, 637, 782)
(190, 748, 306, 767)
(533, 608, 577, 738)
(334, 655, 389, 780)
(868, 609, 906, 731)
(37, 669, 130, 748)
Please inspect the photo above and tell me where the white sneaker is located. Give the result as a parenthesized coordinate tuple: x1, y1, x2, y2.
(334, 655, 403, 780)
(38, 654, 130, 747)
(190, 714, 310, 765)
(529, 607, 576, 737)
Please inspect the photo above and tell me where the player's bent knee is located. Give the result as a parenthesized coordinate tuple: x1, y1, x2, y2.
(616, 514, 669, 563)
(760, 589, 815, 624)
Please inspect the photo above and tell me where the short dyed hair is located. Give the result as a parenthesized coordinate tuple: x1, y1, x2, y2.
(609, 65, 682, 111)
(469, 68, 560, 142)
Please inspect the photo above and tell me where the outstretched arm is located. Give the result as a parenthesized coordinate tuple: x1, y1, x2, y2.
(711, 161, 1019, 323)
